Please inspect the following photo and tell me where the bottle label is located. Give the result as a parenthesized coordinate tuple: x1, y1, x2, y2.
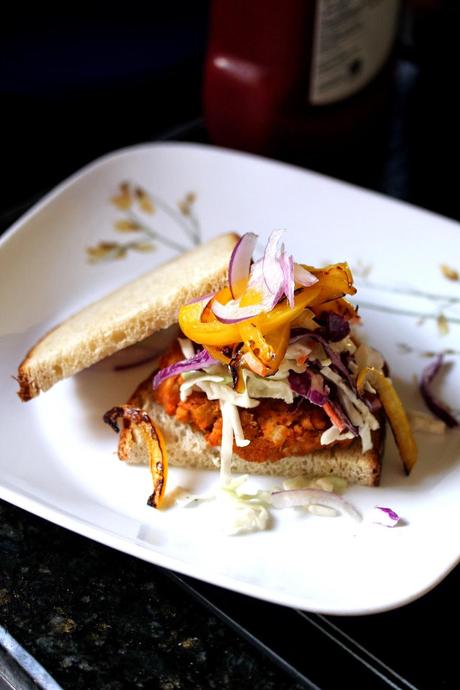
(310, 0, 400, 105)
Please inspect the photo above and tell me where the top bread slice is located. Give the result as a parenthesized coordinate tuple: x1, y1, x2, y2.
(17, 233, 239, 401)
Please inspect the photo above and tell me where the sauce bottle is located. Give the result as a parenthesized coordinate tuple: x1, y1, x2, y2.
(204, 0, 401, 159)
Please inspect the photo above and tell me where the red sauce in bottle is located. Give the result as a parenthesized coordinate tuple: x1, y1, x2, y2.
(204, 0, 400, 157)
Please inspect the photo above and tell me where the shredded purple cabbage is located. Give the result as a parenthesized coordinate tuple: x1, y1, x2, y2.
(290, 331, 355, 390)
(152, 348, 218, 390)
(288, 370, 359, 436)
(288, 371, 329, 406)
(361, 391, 383, 415)
(316, 311, 350, 342)
(372, 506, 401, 527)
(376, 506, 400, 521)
(420, 355, 458, 428)
(327, 399, 359, 437)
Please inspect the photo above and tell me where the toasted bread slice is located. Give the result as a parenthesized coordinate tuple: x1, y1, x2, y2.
(116, 374, 384, 486)
(17, 233, 239, 400)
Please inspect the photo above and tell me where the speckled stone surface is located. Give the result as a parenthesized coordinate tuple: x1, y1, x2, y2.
(0, 499, 304, 690)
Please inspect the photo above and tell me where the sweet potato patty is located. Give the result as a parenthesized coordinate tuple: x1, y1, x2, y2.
(153, 342, 347, 463)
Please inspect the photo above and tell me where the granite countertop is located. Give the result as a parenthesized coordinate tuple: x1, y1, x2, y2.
(0, 499, 304, 690)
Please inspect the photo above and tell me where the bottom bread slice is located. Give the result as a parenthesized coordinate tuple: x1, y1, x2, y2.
(117, 380, 384, 486)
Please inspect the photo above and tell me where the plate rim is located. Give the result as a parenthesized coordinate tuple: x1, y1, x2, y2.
(2, 139, 459, 255)
(2, 480, 456, 616)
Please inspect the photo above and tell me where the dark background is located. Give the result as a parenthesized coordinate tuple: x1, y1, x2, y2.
(1, 5, 208, 215)
(1, 2, 460, 222)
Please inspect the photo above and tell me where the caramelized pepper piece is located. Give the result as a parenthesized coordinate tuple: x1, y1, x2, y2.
(264, 323, 290, 373)
(304, 263, 356, 303)
(311, 297, 359, 322)
(179, 294, 241, 346)
(179, 265, 350, 347)
(201, 292, 233, 365)
(241, 349, 268, 377)
(356, 367, 417, 475)
(238, 321, 290, 377)
(103, 406, 168, 508)
(239, 321, 276, 367)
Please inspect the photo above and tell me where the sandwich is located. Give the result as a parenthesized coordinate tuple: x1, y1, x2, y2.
(16, 233, 238, 400)
(17, 231, 417, 513)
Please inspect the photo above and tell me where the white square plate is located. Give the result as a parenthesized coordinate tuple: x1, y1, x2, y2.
(1, 142, 459, 615)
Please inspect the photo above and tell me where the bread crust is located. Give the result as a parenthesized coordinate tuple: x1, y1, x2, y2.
(17, 233, 239, 401)
(116, 372, 385, 486)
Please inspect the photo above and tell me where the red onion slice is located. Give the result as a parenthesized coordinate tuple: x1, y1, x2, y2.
(211, 298, 263, 323)
(152, 349, 218, 389)
(294, 263, 318, 287)
(280, 252, 295, 308)
(262, 229, 285, 296)
(228, 232, 258, 299)
(420, 355, 458, 428)
(186, 292, 215, 306)
(213, 231, 318, 323)
(371, 506, 400, 527)
(247, 258, 281, 310)
(212, 253, 282, 322)
(270, 488, 362, 521)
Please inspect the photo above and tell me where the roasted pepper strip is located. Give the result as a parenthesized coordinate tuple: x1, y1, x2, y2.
(356, 367, 417, 475)
(241, 349, 268, 377)
(238, 322, 290, 377)
(179, 299, 241, 346)
(179, 284, 321, 346)
(239, 321, 275, 366)
(103, 406, 168, 508)
(204, 344, 232, 365)
(147, 422, 168, 508)
(263, 324, 291, 375)
(304, 263, 356, 303)
(200, 293, 234, 364)
(291, 308, 318, 330)
(254, 285, 321, 335)
(311, 297, 359, 322)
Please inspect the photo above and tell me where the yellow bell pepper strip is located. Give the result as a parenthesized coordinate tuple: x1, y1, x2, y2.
(179, 299, 242, 346)
(305, 261, 355, 286)
(204, 344, 232, 365)
(179, 284, 321, 346)
(303, 263, 356, 303)
(233, 362, 247, 393)
(199, 294, 234, 364)
(147, 420, 168, 508)
(356, 367, 417, 475)
(253, 284, 322, 336)
(239, 286, 264, 307)
(241, 349, 268, 377)
(311, 297, 359, 323)
(211, 286, 233, 305)
(239, 321, 275, 366)
(264, 323, 291, 373)
(179, 263, 355, 347)
(239, 322, 290, 376)
(232, 277, 250, 300)
(291, 308, 318, 330)
(103, 406, 168, 508)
